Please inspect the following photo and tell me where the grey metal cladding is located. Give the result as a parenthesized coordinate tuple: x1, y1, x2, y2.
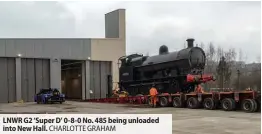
(35, 59, 50, 94)
(88, 61, 112, 99)
(21, 58, 51, 102)
(100, 61, 107, 98)
(21, 58, 28, 102)
(94, 61, 101, 99)
(105, 10, 119, 38)
(42, 59, 50, 89)
(35, 59, 43, 94)
(0, 40, 6, 56)
(26, 59, 36, 102)
(0, 58, 8, 103)
(107, 61, 112, 96)
(7, 58, 16, 103)
(0, 58, 16, 103)
(85, 61, 90, 100)
(0, 39, 91, 59)
(90, 61, 95, 99)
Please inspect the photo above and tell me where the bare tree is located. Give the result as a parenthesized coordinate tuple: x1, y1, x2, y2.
(216, 46, 224, 63)
(237, 48, 244, 69)
(205, 42, 216, 73)
(238, 48, 243, 62)
(216, 56, 230, 89)
(203, 42, 217, 89)
(224, 48, 237, 87)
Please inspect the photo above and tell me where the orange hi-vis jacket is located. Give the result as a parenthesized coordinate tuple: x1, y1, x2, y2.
(150, 87, 158, 96)
(195, 85, 204, 93)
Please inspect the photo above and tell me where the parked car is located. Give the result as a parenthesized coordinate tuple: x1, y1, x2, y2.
(34, 88, 65, 104)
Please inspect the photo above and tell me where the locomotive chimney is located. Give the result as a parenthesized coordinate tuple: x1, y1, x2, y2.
(186, 38, 195, 48)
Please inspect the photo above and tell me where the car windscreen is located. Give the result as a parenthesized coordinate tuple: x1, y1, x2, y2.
(38, 89, 52, 94)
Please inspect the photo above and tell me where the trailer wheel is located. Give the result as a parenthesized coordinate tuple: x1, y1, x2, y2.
(203, 98, 216, 110)
(159, 97, 169, 107)
(148, 97, 153, 107)
(221, 98, 236, 111)
(187, 97, 200, 109)
(173, 97, 182, 108)
(241, 99, 257, 113)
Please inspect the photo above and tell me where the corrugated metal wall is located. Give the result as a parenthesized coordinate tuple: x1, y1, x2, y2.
(90, 61, 112, 99)
(0, 39, 91, 60)
(21, 58, 50, 102)
(0, 58, 16, 103)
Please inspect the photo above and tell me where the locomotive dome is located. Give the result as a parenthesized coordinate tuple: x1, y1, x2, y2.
(159, 45, 169, 55)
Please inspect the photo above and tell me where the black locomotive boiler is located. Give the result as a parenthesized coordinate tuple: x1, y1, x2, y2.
(118, 38, 206, 96)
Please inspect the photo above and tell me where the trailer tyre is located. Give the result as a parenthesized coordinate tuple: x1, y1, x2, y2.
(203, 98, 216, 110)
(148, 97, 153, 107)
(187, 97, 200, 109)
(173, 97, 182, 108)
(256, 95, 261, 112)
(221, 98, 236, 111)
(241, 99, 257, 113)
(159, 97, 169, 107)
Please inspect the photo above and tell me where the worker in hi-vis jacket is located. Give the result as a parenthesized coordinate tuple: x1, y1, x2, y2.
(195, 84, 204, 93)
(149, 84, 158, 108)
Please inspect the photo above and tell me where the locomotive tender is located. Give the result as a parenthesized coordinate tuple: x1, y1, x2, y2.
(118, 38, 206, 96)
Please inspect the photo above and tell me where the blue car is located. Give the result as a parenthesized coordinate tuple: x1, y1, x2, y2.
(34, 88, 65, 104)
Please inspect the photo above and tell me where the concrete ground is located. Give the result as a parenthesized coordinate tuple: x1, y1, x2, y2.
(0, 101, 260, 134)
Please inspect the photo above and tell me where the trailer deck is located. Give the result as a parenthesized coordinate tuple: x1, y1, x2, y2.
(84, 90, 261, 113)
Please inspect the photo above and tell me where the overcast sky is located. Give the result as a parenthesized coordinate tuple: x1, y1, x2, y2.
(0, 1, 260, 63)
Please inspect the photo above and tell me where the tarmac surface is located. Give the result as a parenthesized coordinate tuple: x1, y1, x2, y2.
(0, 101, 260, 134)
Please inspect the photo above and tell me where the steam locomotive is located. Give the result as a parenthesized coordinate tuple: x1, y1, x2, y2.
(118, 38, 206, 96)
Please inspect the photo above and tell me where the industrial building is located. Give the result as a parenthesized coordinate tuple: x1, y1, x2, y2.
(0, 9, 126, 103)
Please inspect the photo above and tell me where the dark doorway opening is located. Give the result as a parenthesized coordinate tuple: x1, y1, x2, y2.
(61, 60, 84, 100)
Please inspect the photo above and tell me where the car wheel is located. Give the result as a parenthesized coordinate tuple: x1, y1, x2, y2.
(36, 98, 40, 104)
(43, 99, 48, 104)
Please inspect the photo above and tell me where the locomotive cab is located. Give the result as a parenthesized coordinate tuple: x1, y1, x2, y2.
(118, 54, 147, 82)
